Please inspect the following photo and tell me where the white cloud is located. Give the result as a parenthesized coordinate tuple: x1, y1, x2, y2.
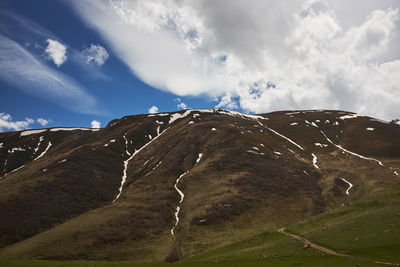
(70, 0, 400, 120)
(0, 113, 34, 132)
(175, 98, 188, 109)
(44, 39, 67, 67)
(36, 118, 50, 126)
(82, 44, 109, 66)
(0, 34, 101, 115)
(90, 120, 101, 128)
(177, 102, 187, 109)
(148, 105, 159, 113)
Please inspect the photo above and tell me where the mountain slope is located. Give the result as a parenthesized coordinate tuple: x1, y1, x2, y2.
(0, 109, 399, 262)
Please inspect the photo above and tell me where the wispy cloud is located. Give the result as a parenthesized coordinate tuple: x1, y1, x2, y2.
(0, 34, 101, 114)
(36, 118, 50, 126)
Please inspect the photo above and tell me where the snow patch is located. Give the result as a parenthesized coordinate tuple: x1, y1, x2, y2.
(34, 136, 44, 153)
(148, 113, 169, 117)
(394, 171, 398, 176)
(20, 129, 47, 136)
(169, 110, 192, 124)
(290, 122, 298, 126)
(211, 128, 216, 131)
(366, 128, 375, 131)
(339, 114, 362, 120)
(305, 120, 318, 128)
(10, 147, 25, 153)
(50, 127, 98, 132)
(196, 153, 203, 163)
(312, 153, 319, 169)
(274, 151, 281, 155)
(315, 142, 328, 148)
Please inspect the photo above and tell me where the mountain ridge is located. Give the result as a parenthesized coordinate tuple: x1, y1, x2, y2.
(0, 108, 399, 262)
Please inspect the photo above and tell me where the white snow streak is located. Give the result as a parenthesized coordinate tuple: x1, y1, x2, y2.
(315, 143, 328, 148)
(319, 130, 384, 166)
(366, 128, 375, 131)
(394, 171, 399, 176)
(290, 122, 298, 126)
(171, 171, 189, 236)
(0, 164, 25, 180)
(265, 126, 304, 151)
(34, 142, 52, 160)
(113, 128, 169, 202)
(196, 153, 203, 163)
(20, 129, 47, 136)
(341, 178, 353, 195)
(312, 153, 319, 169)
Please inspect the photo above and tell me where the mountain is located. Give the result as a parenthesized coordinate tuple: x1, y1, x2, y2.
(0, 109, 399, 264)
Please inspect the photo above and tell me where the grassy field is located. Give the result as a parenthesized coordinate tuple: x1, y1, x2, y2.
(286, 188, 400, 263)
(0, 229, 392, 266)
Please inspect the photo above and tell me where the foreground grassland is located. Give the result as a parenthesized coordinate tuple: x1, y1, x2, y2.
(3, 188, 399, 266)
(0, 231, 390, 267)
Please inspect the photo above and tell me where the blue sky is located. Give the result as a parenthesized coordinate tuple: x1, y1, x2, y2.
(0, 0, 213, 130)
(1, 0, 399, 131)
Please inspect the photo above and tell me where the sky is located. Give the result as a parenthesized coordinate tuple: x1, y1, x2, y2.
(0, 0, 399, 131)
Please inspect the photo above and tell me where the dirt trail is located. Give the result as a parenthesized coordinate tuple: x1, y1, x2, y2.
(278, 227, 349, 257)
(278, 228, 400, 266)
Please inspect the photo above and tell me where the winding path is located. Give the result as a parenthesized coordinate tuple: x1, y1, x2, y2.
(278, 228, 400, 266)
(278, 227, 348, 257)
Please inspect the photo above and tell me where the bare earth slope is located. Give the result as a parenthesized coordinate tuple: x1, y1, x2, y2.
(0, 109, 399, 262)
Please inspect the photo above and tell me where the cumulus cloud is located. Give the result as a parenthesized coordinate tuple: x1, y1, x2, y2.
(70, 0, 400, 120)
(44, 39, 67, 67)
(0, 34, 101, 114)
(175, 98, 188, 109)
(0, 113, 34, 132)
(90, 120, 101, 128)
(36, 118, 50, 126)
(148, 105, 159, 113)
(82, 44, 109, 66)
